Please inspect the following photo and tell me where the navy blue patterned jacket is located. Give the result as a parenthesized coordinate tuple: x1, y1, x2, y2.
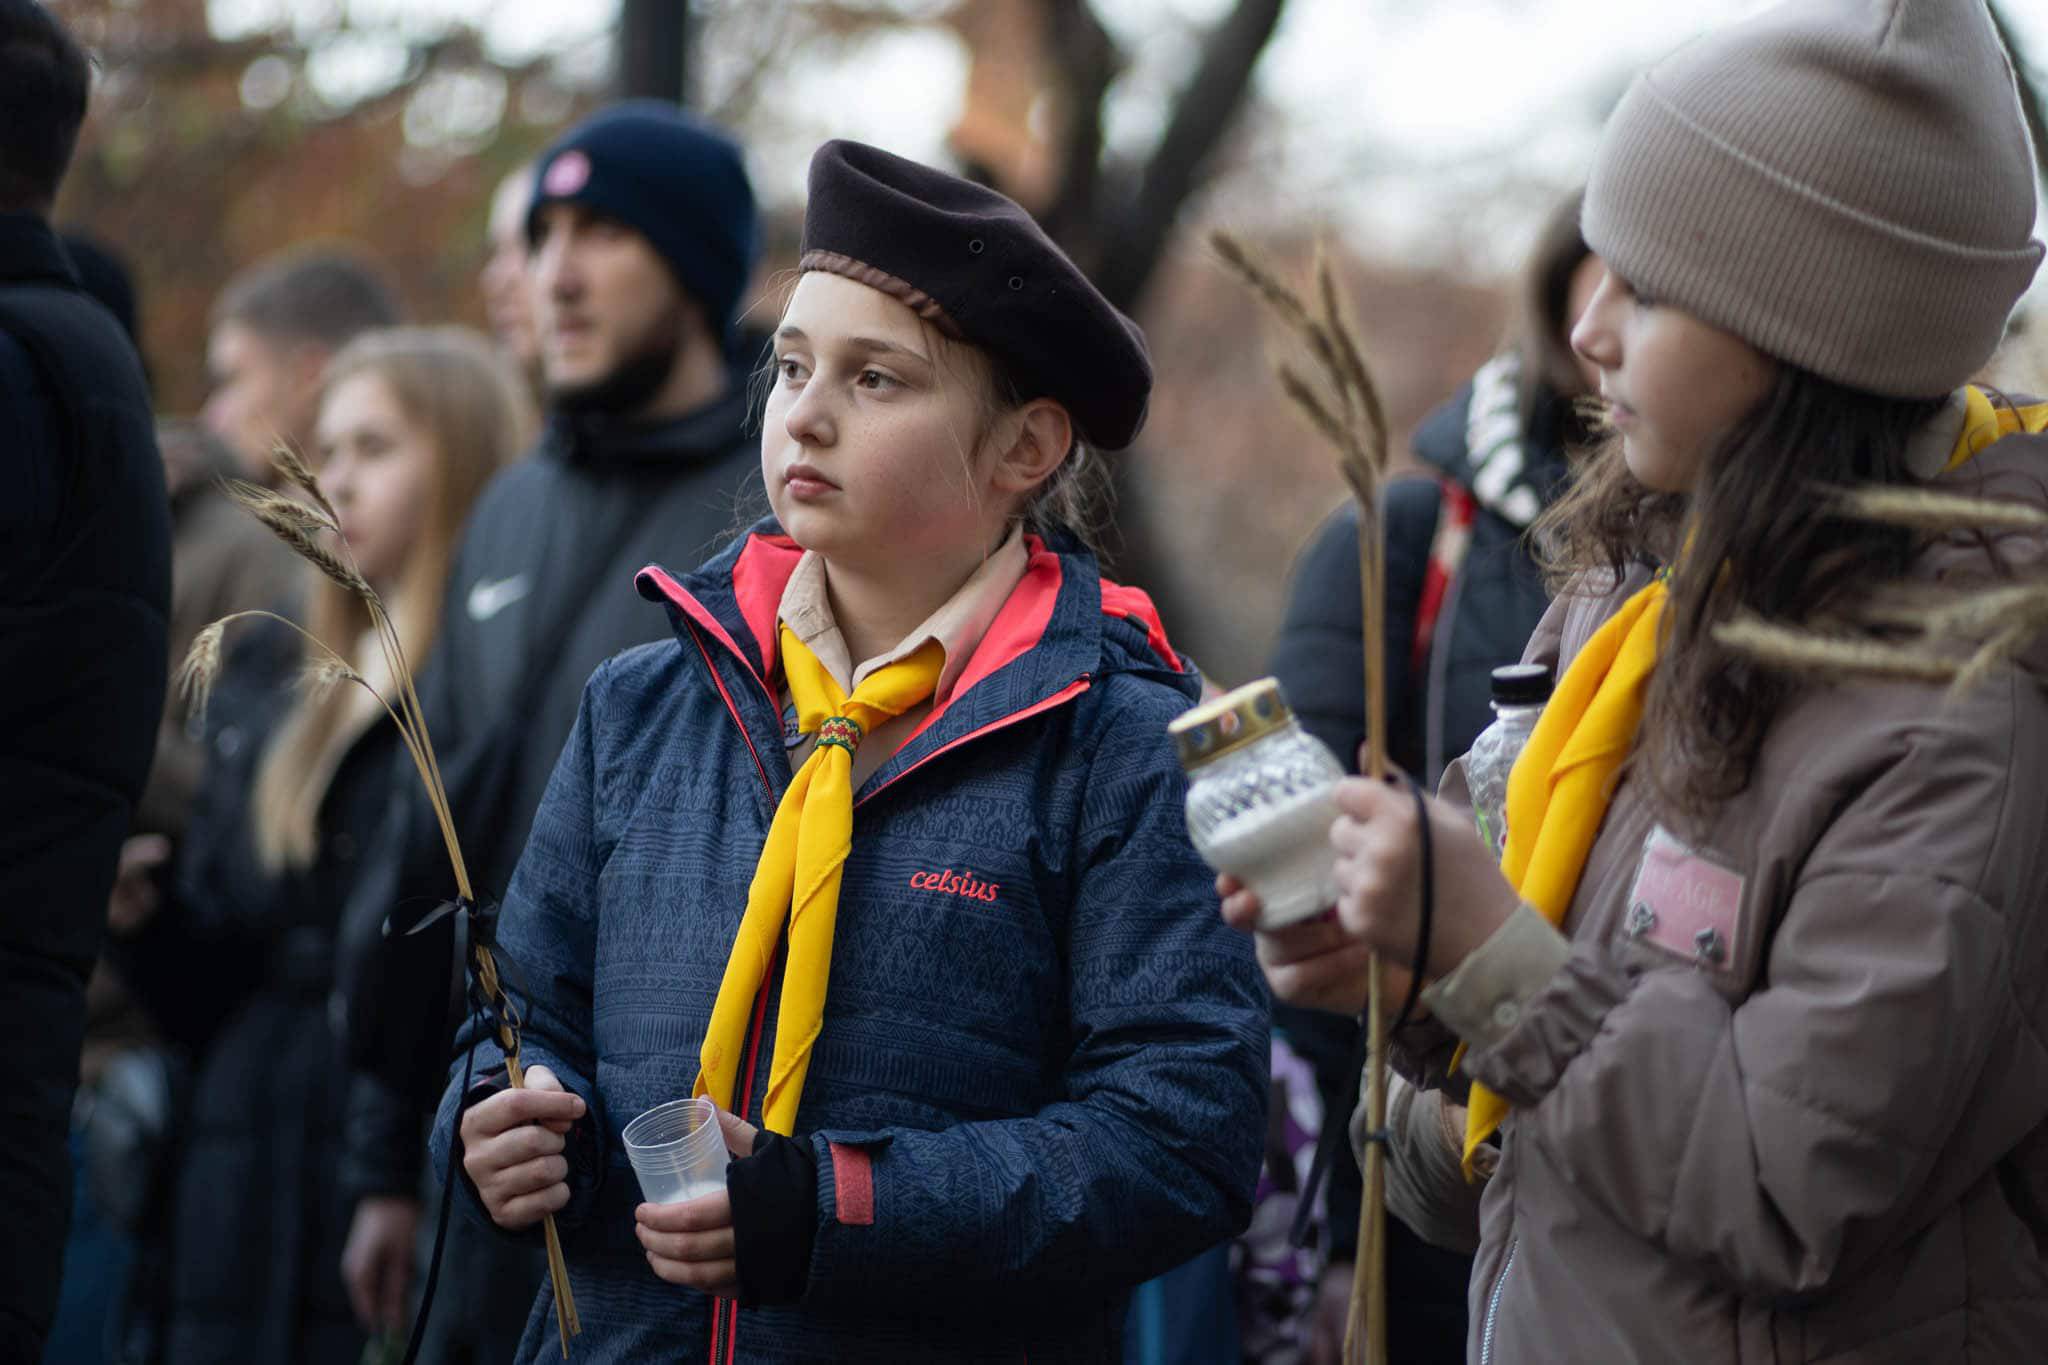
(429, 520, 1269, 1363)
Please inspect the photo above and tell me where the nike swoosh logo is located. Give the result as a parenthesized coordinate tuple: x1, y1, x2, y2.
(466, 573, 531, 622)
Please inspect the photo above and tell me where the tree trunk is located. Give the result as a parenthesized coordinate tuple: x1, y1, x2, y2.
(1090, 0, 1286, 316)
(619, 0, 690, 104)
(1067, 0, 1288, 670)
(1988, 3, 2048, 184)
(1040, 0, 1120, 264)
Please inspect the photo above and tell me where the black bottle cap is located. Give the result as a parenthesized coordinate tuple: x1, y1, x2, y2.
(1490, 664, 1553, 706)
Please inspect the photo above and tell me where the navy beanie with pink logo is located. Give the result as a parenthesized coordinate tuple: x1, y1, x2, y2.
(527, 100, 760, 336)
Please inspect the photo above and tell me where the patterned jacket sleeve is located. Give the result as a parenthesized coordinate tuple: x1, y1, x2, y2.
(799, 684, 1271, 1306)
(428, 657, 615, 1236)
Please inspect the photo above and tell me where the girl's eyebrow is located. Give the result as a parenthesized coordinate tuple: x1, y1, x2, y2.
(776, 324, 931, 367)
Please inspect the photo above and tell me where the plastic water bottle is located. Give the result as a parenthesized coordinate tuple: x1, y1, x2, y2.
(1466, 664, 1553, 860)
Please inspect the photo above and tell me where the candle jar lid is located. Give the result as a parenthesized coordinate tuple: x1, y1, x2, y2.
(1169, 677, 1296, 772)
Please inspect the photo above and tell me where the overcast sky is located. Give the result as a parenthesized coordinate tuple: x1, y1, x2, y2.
(736, 0, 2048, 279)
(212, 0, 2048, 281)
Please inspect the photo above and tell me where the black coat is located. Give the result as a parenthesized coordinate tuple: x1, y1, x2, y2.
(1264, 367, 1571, 1357)
(0, 213, 169, 1362)
(116, 621, 400, 1365)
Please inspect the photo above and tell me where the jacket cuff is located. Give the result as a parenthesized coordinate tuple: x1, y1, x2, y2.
(1462, 936, 1632, 1107)
(728, 1132, 818, 1306)
(1421, 902, 1571, 1051)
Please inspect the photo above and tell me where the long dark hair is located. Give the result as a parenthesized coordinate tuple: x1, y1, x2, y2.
(1535, 365, 1948, 825)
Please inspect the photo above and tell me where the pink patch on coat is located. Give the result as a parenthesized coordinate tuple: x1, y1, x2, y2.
(1623, 826, 1746, 971)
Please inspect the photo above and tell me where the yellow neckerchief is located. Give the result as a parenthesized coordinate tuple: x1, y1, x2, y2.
(1459, 385, 2038, 1178)
(1955, 384, 2048, 466)
(695, 626, 944, 1134)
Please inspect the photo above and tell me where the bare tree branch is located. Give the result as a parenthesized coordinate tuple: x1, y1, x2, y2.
(1090, 0, 1286, 314)
(1039, 0, 1119, 259)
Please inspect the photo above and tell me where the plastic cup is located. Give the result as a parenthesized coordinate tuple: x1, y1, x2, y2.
(622, 1096, 730, 1205)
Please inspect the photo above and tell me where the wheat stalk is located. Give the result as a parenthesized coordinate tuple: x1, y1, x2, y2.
(1209, 231, 1316, 337)
(1866, 581, 2048, 638)
(1718, 560, 2048, 708)
(1712, 615, 1960, 682)
(181, 445, 582, 1355)
(220, 477, 372, 600)
(177, 619, 228, 721)
(300, 657, 366, 701)
(221, 480, 338, 536)
(1315, 245, 1386, 456)
(1716, 441, 2048, 701)
(1213, 229, 1392, 1365)
(271, 437, 341, 526)
(1828, 485, 2048, 533)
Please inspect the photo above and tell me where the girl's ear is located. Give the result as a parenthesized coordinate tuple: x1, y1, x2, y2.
(989, 398, 1074, 495)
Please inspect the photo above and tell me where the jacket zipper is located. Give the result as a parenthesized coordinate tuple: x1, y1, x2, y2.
(1479, 1237, 1518, 1365)
(691, 622, 780, 1365)
(682, 622, 1091, 1360)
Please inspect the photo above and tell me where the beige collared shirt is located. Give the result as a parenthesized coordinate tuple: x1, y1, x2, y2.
(776, 525, 1029, 787)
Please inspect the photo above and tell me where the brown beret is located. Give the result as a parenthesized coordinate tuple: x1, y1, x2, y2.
(798, 140, 1152, 450)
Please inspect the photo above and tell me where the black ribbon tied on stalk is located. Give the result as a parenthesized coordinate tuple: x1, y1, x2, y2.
(381, 894, 526, 1365)
(1288, 773, 1435, 1249)
(385, 893, 529, 1045)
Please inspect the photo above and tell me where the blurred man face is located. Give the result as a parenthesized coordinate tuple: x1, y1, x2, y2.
(530, 200, 688, 415)
(481, 167, 540, 373)
(200, 321, 325, 483)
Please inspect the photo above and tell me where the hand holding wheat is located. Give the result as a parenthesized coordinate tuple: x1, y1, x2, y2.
(1211, 231, 1395, 1365)
(179, 444, 581, 1358)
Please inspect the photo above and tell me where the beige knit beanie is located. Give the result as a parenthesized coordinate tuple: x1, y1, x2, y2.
(1582, 0, 2044, 399)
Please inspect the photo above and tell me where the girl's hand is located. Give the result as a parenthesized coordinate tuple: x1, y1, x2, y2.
(459, 1064, 582, 1231)
(1218, 873, 1414, 1016)
(636, 1190, 738, 1295)
(636, 1107, 759, 1296)
(1329, 777, 1520, 980)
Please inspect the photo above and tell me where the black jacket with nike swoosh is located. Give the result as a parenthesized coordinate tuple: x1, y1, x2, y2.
(404, 385, 762, 908)
(332, 382, 760, 1355)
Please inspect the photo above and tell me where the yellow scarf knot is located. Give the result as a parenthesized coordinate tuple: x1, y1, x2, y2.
(814, 715, 864, 755)
(695, 624, 944, 1135)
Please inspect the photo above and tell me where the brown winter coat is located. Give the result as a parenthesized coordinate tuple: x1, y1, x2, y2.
(1388, 430, 2048, 1362)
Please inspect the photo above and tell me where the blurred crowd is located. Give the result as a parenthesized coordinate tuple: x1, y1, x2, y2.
(10, 1, 2048, 1364)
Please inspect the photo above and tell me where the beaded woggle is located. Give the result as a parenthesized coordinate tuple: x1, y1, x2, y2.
(815, 715, 865, 755)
